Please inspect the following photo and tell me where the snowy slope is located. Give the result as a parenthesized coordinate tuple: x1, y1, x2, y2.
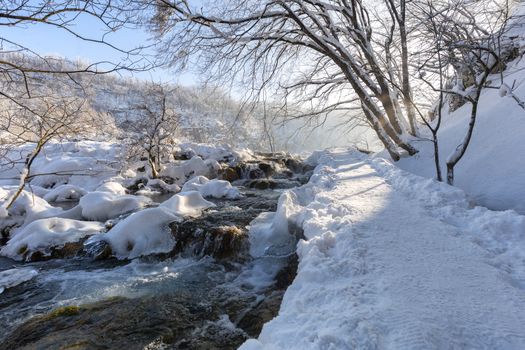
(241, 148, 525, 349)
(396, 10, 525, 214)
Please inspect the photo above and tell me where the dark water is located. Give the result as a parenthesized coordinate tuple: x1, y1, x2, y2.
(0, 185, 299, 350)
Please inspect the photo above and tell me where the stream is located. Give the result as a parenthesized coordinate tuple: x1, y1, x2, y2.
(0, 154, 309, 350)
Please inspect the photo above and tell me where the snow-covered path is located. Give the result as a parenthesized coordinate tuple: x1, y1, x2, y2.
(241, 149, 525, 350)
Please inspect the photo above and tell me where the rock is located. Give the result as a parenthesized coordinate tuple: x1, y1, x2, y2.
(274, 254, 299, 289)
(237, 291, 285, 337)
(248, 167, 265, 179)
(247, 179, 301, 190)
(0, 295, 245, 350)
(171, 222, 248, 261)
(258, 163, 274, 177)
(248, 179, 274, 190)
(284, 158, 303, 173)
(26, 240, 85, 262)
(221, 167, 240, 182)
(125, 177, 148, 192)
(83, 239, 113, 260)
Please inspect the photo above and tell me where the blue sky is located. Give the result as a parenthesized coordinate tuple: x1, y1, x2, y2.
(1, 14, 197, 86)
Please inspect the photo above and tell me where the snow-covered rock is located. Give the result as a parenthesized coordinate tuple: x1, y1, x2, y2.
(43, 184, 87, 202)
(99, 207, 179, 259)
(0, 218, 104, 260)
(248, 190, 304, 258)
(161, 156, 221, 185)
(79, 191, 151, 221)
(98, 191, 215, 259)
(181, 176, 241, 199)
(177, 142, 254, 163)
(95, 181, 127, 195)
(159, 191, 216, 217)
(146, 178, 181, 193)
(0, 188, 62, 228)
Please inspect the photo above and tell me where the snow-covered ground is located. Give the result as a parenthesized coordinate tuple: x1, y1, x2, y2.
(241, 148, 525, 349)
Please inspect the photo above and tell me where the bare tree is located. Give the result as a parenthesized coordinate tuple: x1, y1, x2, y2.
(413, 0, 513, 185)
(0, 89, 114, 211)
(0, 1, 149, 214)
(148, 0, 425, 160)
(121, 83, 179, 178)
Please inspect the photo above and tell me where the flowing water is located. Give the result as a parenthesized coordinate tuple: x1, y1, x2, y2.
(0, 156, 308, 350)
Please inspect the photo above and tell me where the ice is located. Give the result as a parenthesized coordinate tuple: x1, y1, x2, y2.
(0, 268, 38, 294)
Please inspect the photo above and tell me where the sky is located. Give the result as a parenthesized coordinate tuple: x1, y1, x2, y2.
(0, 6, 368, 149)
(0, 13, 197, 86)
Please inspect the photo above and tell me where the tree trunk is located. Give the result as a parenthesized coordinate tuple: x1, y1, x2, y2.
(446, 163, 454, 185)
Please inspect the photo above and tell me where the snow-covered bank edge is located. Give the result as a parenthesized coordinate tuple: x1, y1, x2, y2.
(240, 147, 525, 349)
(369, 156, 525, 286)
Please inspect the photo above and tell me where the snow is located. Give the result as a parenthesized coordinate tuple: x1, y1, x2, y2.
(99, 207, 179, 259)
(241, 148, 525, 349)
(248, 190, 305, 258)
(95, 181, 127, 195)
(0, 218, 104, 260)
(98, 191, 215, 259)
(24, 142, 120, 191)
(43, 184, 87, 202)
(159, 191, 216, 217)
(393, 20, 525, 214)
(79, 191, 151, 221)
(146, 178, 181, 193)
(0, 268, 38, 294)
(0, 188, 62, 229)
(161, 156, 220, 185)
(177, 142, 254, 163)
(181, 176, 241, 199)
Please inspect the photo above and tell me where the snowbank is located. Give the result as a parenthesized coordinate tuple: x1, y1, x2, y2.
(241, 148, 525, 349)
(0, 268, 38, 294)
(0, 218, 104, 260)
(181, 176, 241, 199)
(79, 191, 151, 221)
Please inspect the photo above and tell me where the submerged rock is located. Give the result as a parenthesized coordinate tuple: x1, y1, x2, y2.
(0, 294, 244, 350)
